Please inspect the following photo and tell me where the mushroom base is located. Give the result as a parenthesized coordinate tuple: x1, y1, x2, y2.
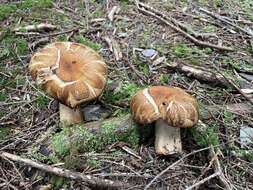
(155, 119, 182, 155)
(59, 103, 83, 125)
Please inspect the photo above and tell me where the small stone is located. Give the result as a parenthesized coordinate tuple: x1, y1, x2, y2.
(82, 105, 111, 121)
(39, 145, 51, 156)
(141, 49, 158, 58)
(240, 126, 253, 146)
(239, 72, 253, 82)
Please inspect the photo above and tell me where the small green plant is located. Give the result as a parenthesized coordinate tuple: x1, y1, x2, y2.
(138, 64, 150, 76)
(104, 82, 142, 104)
(159, 74, 169, 84)
(172, 43, 212, 58)
(0, 32, 28, 60)
(231, 146, 253, 162)
(241, 0, 253, 21)
(57, 35, 69, 42)
(0, 90, 8, 101)
(50, 176, 66, 189)
(0, 0, 53, 21)
(75, 35, 101, 51)
(0, 128, 11, 140)
(86, 158, 101, 168)
(202, 25, 218, 33)
(0, 4, 16, 21)
(36, 95, 50, 108)
(190, 123, 219, 147)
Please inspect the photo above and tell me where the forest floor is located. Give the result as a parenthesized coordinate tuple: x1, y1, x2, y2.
(0, 0, 253, 189)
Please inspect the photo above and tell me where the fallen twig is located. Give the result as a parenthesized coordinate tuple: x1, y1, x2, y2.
(15, 32, 41, 36)
(32, 27, 79, 39)
(103, 36, 123, 61)
(213, 66, 253, 105)
(14, 23, 57, 32)
(144, 146, 212, 190)
(108, 6, 120, 22)
(199, 8, 253, 38)
(166, 61, 229, 87)
(209, 146, 233, 190)
(135, 1, 233, 51)
(138, 2, 218, 39)
(185, 172, 220, 190)
(0, 151, 129, 190)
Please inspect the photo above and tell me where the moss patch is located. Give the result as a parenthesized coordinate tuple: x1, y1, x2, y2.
(104, 81, 142, 104)
(190, 122, 219, 147)
(0, 0, 53, 21)
(0, 31, 28, 60)
(51, 118, 140, 158)
(0, 127, 11, 140)
(75, 35, 102, 51)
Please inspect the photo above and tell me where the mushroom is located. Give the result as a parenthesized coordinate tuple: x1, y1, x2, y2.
(130, 86, 199, 155)
(29, 42, 107, 124)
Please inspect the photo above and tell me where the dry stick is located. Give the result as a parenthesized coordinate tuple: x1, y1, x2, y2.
(185, 172, 220, 190)
(209, 146, 233, 190)
(0, 152, 129, 190)
(144, 146, 212, 190)
(14, 23, 57, 32)
(0, 177, 19, 190)
(138, 2, 217, 39)
(166, 62, 229, 87)
(213, 67, 253, 105)
(135, 2, 233, 51)
(199, 8, 253, 38)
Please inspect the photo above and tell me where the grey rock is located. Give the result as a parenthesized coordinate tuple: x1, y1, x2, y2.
(141, 49, 158, 58)
(82, 105, 111, 122)
(240, 126, 253, 146)
(239, 72, 253, 82)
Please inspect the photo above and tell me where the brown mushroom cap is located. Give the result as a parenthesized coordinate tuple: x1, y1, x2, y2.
(130, 86, 199, 127)
(29, 42, 107, 108)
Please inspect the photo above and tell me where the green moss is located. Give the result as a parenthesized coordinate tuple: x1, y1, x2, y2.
(0, 32, 28, 60)
(36, 95, 50, 108)
(202, 25, 218, 33)
(51, 119, 140, 158)
(231, 146, 253, 162)
(0, 0, 53, 21)
(229, 59, 253, 72)
(50, 176, 66, 189)
(0, 4, 17, 21)
(104, 81, 142, 104)
(240, 0, 253, 21)
(57, 35, 69, 42)
(19, 0, 53, 9)
(190, 123, 219, 147)
(86, 158, 101, 168)
(75, 35, 101, 51)
(0, 127, 11, 140)
(0, 90, 8, 101)
(172, 43, 212, 58)
(159, 74, 169, 84)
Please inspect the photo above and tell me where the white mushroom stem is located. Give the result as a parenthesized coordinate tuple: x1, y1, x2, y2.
(59, 103, 83, 124)
(155, 119, 182, 155)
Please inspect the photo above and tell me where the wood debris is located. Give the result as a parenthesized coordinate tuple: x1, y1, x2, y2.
(108, 6, 120, 22)
(14, 23, 57, 32)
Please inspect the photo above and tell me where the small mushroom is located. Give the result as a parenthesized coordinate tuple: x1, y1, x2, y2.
(29, 42, 107, 124)
(130, 86, 199, 155)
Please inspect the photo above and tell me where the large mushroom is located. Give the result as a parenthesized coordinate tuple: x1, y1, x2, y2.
(130, 86, 199, 155)
(29, 42, 107, 124)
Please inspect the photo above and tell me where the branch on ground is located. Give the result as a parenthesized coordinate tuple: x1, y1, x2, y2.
(135, 1, 233, 51)
(0, 152, 129, 190)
